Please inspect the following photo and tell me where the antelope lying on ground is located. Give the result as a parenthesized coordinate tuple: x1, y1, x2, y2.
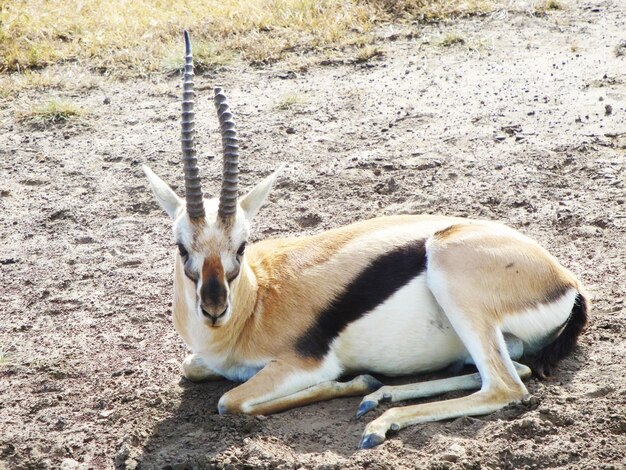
(143, 31, 588, 449)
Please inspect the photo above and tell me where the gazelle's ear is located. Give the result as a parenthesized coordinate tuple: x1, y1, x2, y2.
(143, 165, 183, 219)
(240, 165, 284, 221)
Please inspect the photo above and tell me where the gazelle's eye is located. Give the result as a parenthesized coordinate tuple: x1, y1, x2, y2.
(237, 242, 246, 257)
(177, 243, 189, 258)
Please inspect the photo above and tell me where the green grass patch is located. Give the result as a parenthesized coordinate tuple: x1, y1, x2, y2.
(16, 99, 85, 127)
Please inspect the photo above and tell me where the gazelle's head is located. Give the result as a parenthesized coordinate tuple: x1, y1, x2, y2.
(144, 31, 280, 327)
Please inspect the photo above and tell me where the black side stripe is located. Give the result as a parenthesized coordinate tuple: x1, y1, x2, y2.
(295, 239, 427, 360)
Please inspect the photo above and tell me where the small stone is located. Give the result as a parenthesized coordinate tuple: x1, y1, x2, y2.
(440, 443, 466, 462)
(125, 459, 138, 470)
(373, 168, 382, 176)
(115, 443, 130, 466)
(494, 135, 506, 142)
(286, 127, 296, 134)
(103, 96, 111, 105)
(60, 458, 84, 470)
(605, 104, 613, 115)
(576, 225, 601, 237)
(99, 409, 115, 418)
(387, 177, 399, 193)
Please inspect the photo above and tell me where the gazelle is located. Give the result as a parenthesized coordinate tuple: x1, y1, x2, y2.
(143, 31, 588, 449)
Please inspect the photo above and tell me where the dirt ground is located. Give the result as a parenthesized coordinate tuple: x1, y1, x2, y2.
(1, 1, 625, 469)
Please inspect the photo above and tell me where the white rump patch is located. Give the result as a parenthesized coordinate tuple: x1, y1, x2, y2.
(501, 288, 578, 353)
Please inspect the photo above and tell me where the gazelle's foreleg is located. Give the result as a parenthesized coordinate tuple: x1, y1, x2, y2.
(244, 374, 383, 415)
(218, 357, 382, 415)
(182, 354, 223, 381)
(356, 361, 531, 418)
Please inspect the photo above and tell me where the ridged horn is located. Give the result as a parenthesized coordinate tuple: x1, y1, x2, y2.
(181, 30, 205, 220)
(214, 86, 239, 224)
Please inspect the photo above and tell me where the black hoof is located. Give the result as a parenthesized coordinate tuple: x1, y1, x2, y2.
(356, 400, 377, 419)
(358, 433, 385, 449)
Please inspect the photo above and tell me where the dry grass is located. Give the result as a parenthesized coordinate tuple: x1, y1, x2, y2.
(355, 45, 385, 62)
(544, 0, 563, 10)
(1, 0, 493, 77)
(439, 33, 466, 47)
(275, 92, 309, 110)
(535, 0, 563, 14)
(0, 67, 100, 100)
(16, 99, 85, 127)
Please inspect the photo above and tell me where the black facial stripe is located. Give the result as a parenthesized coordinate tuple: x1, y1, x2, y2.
(295, 239, 427, 360)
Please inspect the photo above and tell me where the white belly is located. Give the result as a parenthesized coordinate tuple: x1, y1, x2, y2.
(332, 274, 467, 375)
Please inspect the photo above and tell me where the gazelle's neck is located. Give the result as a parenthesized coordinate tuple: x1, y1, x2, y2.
(204, 258, 259, 356)
(228, 260, 259, 332)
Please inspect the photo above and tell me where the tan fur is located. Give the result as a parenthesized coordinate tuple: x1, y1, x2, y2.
(202, 255, 224, 280)
(431, 223, 577, 317)
(211, 216, 447, 359)
(218, 357, 323, 413)
(174, 214, 579, 373)
(241, 375, 381, 415)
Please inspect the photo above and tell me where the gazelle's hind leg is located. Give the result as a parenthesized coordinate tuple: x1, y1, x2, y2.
(359, 232, 533, 449)
(359, 320, 529, 448)
(357, 361, 531, 418)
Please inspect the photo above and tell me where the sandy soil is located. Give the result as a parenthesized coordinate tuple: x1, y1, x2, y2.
(1, 1, 625, 469)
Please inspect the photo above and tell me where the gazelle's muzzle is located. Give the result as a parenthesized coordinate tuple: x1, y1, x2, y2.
(200, 257, 229, 325)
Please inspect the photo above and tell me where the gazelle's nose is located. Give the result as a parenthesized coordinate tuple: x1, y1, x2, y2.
(201, 306, 228, 325)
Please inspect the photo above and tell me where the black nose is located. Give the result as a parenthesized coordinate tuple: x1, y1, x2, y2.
(201, 306, 228, 324)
